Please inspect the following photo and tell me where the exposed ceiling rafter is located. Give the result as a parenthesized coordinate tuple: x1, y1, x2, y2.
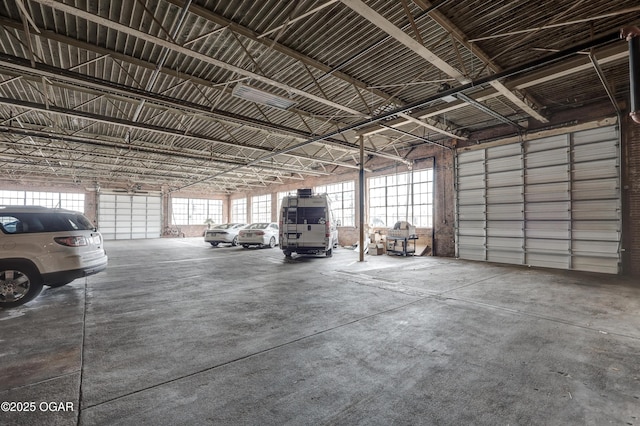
(0, 97, 361, 171)
(31, 0, 366, 117)
(341, 0, 548, 135)
(0, 46, 409, 164)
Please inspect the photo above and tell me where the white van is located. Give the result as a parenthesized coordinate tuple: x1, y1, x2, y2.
(279, 189, 339, 258)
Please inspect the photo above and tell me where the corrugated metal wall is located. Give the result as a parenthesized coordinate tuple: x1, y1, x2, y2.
(456, 126, 621, 274)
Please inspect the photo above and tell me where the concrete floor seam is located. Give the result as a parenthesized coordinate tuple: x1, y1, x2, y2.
(79, 296, 429, 412)
(76, 277, 89, 426)
(337, 276, 435, 298)
(445, 295, 640, 342)
(436, 272, 514, 295)
(109, 252, 244, 269)
(0, 371, 79, 394)
(334, 269, 640, 341)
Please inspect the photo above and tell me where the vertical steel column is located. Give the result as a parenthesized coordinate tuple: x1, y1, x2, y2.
(521, 140, 527, 266)
(629, 36, 640, 123)
(567, 133, 574, 270)
(359, 135, 365, 262)
(431, 156, 436, 256)
(483, 149, 488, 261)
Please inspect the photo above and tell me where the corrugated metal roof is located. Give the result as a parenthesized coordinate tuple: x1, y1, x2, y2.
(0, 0, 632, 192)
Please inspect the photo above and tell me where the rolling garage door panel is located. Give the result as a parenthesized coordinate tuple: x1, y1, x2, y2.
(526, 164, 568, 184)
(99, 194, 161, 240)
(98, 197, 116, 240)
(457, 148, 487, 261)
(456, 125, 621, 274)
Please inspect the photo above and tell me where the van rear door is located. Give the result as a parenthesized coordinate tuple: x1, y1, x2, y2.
(297, 205, 327, 248)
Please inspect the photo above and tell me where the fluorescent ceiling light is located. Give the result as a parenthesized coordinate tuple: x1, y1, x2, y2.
(232, 83, 296, 110)
(437, 82, 457, 103)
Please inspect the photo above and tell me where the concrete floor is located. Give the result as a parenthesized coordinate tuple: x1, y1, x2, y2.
(1, 237, 639, 426)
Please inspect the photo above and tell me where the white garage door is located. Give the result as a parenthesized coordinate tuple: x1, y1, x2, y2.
(456, 126, 620, 274)
(98, 194, 162, 240)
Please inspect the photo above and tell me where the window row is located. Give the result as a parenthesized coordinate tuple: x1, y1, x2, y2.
(170, 170, 432, 228)
(0, 190, 85, 212)
(171, 198, 223, 225)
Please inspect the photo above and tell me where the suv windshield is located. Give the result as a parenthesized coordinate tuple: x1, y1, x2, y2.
(0, 212, 94, 234)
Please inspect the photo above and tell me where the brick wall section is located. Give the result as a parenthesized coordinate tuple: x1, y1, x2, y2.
(623, 116, 640, 276)
(433, 147, 456, 257)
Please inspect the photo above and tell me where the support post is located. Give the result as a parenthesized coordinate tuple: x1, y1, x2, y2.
(359, 135, 365, 262)
(629, 36, 640, 123)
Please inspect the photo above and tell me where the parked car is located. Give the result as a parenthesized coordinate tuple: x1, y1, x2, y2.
(238, 222, 279, 248)
(0, 205, 108, 308)
(204, 223, 246, 246)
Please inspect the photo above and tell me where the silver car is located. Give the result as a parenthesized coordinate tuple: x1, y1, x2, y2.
(238, 222, 279, 249)
(204, 223, 246, 247)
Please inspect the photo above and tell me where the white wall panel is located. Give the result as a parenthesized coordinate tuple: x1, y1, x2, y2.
(456, 125, 620, 274)
(527, 253, 570, 270)
(486, 170, 522, 187)
(487, 186, 523, 203)
(457, 175, 485, 191)
(525, 134, 568, 152)
(526, 182, 570, 202)
(487, 221, 523, 238)
(458, 220, 485, 236)
(526, 221, 570, 240)
(526, 164, 569, 184)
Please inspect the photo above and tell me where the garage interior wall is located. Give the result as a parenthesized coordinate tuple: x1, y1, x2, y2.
(456, 123, 621, 274)
(0, 120, 640, 275)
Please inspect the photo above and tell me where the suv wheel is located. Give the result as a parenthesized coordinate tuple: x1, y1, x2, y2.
(0, 264, 43, 308)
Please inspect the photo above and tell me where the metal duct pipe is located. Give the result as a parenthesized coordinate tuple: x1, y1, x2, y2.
(629, 36, 640, 123)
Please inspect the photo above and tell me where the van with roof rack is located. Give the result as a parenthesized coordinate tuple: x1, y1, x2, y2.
(279, 189, 339, 258)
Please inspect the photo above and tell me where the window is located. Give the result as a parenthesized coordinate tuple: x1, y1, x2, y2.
(0, 190, 85, 212)
(190, 199, 208, 225)
(368, 169, 433, 227)
(171, 198, 189, 225)
(171, 198, 223, 225)
(315, 181, 355, 226)
(251, 194, 271, 223)
(277, 190, 298, 214)
(231, 197, 247, 223)
(207, 200, 223, 224)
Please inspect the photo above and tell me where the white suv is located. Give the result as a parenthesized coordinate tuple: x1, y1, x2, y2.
(0, 206, 108, 308)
